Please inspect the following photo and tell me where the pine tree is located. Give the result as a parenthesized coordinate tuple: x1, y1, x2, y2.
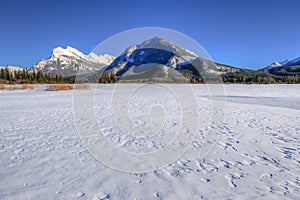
(0, 68, 4, 79)
(110, 72, 118, 83)
(55, 75, 59, 83)
(59, 75, 63, 83)
(4, 68, 9, 80)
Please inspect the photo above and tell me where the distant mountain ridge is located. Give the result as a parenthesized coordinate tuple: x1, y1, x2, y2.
(262, 57, 300, 76)
(263, 60, 290, 70)
(285, 57, 300, 66)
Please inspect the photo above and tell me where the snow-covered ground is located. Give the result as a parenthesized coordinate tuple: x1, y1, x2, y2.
(0, 84, 299, 199)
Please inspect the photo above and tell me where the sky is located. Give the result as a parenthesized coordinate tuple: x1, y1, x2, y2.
(0, 0, 299, 69)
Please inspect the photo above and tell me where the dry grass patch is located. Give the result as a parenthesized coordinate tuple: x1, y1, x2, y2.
(2, 85, 34, 90)
(46, 84, 73, 91)
(7, 85, 18, 90)
(74, 84, 91, 90)
(21, 84, 34, 90)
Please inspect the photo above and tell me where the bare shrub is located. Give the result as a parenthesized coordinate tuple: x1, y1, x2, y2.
(21, 84, 34, 90)
(46, 85, 73, 91)
(0, 85, 5, 90)
(7, 85, 18, 90)
(74, 84, 91, 90)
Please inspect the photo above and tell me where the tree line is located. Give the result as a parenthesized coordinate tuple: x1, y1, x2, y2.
(1, 67, 298, 84)
(185, 70, 300, 84)
(98, 71, 118, 83)
(0, 68, 69, 84)
(0, 68, 119, 84)
(220, 72, 300, 84)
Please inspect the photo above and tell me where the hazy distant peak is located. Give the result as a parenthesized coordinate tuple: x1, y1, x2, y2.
(138, 36, 176, 52)
(88, 53, 115, 65)
(141, 36, 169, 45)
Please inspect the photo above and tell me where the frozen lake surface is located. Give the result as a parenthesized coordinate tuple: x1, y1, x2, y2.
(0, 84, 299, 199)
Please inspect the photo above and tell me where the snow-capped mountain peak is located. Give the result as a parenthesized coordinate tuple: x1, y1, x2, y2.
(264, 59, 291, 70)
(30, 46, 115, 77)
(51, 46, 86, 60)
(273, 62, 281, 67)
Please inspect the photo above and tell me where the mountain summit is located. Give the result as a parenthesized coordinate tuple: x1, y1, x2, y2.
(103, 36, 239, 82)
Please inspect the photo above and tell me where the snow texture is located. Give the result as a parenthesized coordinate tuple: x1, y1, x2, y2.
(0, 84, 299, 199)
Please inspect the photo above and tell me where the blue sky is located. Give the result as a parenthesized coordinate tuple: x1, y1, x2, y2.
(0, 0, 299, 69)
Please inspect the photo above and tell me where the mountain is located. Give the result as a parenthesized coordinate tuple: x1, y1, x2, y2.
(284, 57, 300, 66)
(262, 57, 300, 76)
(263, 59, 290, 71)
(103, 36, 240, 82)
(29, 46, 115, 77)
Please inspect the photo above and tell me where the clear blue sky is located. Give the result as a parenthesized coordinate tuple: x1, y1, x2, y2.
(0, 0, 299, 69)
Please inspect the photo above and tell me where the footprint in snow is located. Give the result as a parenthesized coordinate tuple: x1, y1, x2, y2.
(154, 192, 163, 199)
(72, 192, 85, 198)
(92, 192, 110, 200)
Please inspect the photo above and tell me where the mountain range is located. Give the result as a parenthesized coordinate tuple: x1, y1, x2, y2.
(0, 37, 299, 83)
(262, 57, 300, 76)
